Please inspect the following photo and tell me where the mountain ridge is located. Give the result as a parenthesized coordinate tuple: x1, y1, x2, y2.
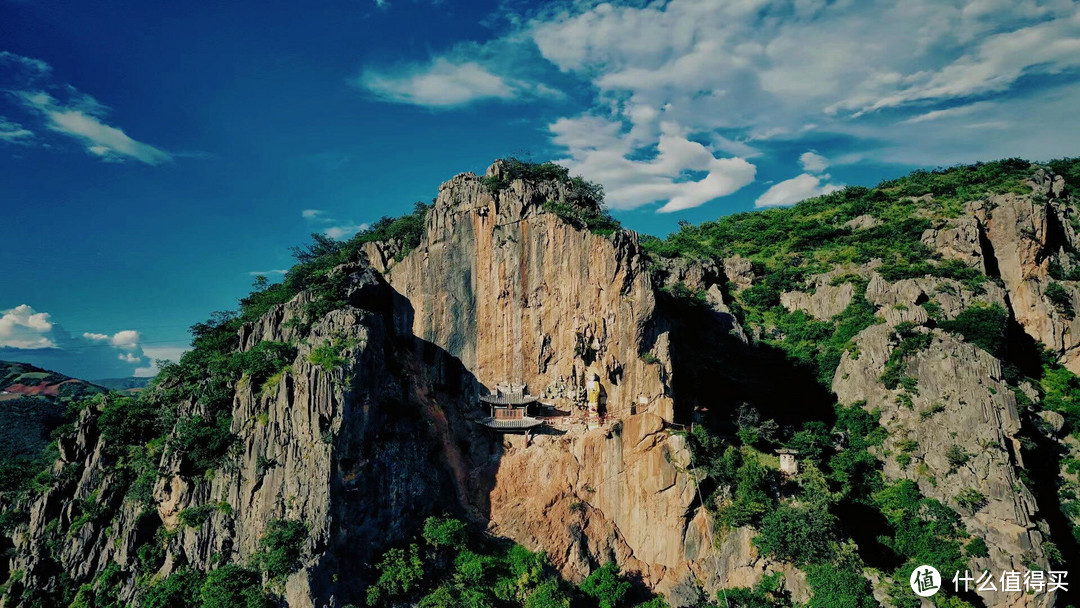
(1, 157, 1079, 608)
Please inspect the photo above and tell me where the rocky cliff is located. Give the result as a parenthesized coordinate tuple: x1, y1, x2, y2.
(3, 159, 1080, 608)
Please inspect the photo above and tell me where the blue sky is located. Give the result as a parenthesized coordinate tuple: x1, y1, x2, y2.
(1, 0, 1078, 380)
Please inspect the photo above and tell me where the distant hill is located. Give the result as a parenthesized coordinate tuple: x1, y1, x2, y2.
(91, 377, 153, 391)
(0, 361, 106, 460)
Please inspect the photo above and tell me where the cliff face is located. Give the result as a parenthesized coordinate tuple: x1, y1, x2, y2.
(8, 270, 484, 607)
(385, 163, 673, 421)
(381, 163, 737, 598)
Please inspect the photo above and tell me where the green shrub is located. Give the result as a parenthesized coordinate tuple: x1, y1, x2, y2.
(258, 519, 307, 579)
(946, 445, 970, 469)
(200, 565, 269, 608)
(168, 413, 234, 476)
(723, 572, 795, 607)
(719, 456, 777, 527)
(938, 304, 1007, 355)
(919, 402, 946, 420)
(178, 502, 231, 527)
(422, 515, 467, 550)
(881, 325, 932, 389)
(965, 537, 989, 558)
(955, 488, 987, 512)
(542, 200, 620, 236)
(367, 544, 424, 606)
(231, 341, 296, 387)
(578, 562, 631, 608)
(754, 502, 837, 566)
(526, 577, 572, 608)
(141, 568, 205, 608)
(1046, 282, 1075, 318)
(804, 562, 877, 608)
(70, 561, 126, 608)
(874, 481, 967, 584)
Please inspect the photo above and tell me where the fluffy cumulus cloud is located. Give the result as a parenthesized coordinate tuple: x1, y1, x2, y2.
(0, 305, 56, 349)
(755, 173, 843, 208)
(0, 304, 176, 379)
(360, 0, 1080, 212)
(0, 52, 170, 164)
(551, 117, 756, 211)
(799, 152, 829, 173)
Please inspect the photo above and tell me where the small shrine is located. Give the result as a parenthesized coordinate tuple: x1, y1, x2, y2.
(776, 448, 799, 476)
(479, 383, 544, 432)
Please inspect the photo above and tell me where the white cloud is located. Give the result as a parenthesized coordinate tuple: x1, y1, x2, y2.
(248, 269, 288, 276)
(0, 51, 51, 79)
(325, 224, 369, 239)
(302, 209, 325, 220)
(550, 117, 756, 212)
(1, 53, 171, 164)
(110, 330, 141, 350)
(356, 1, 1077, 212)
(0, 305, 56, 349)
(0, 117, 33, 143)
(835, 10, 1080, 114)
(798, 152, 829, 173)
(360, 59, 521, 107)
(20, 92, 172, 165)
(901, 102, 994, 124)
(755, 173, 843, 208)
(136, 345, 191, 378)
(82, 329, 141, 350)
(0, 305, 156, 378)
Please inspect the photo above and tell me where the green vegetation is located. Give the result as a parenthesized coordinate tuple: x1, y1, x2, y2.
(200, 565, 271, 608)
(722, 572, 797, 607)
(257, 519, 308, 580)
(955, 489, 987, 512)
(478, 157, 619, 235)
(70, 561, 126, 608)
(753, 501, 837, 566)
(308, 336, 361, 372)
(965, 536, 989, 558)
(542, 200, 620, 236)
(178, 502, 232, 527)
(1045, 281, 1075, 318)
(937, 304, 1008, 355)
(880, 323, 933, 390)
(480, 158, 604, 208)
(687, 396, 980, 607)
(365, 515, 662, 607)
(579, 562, 632, 608)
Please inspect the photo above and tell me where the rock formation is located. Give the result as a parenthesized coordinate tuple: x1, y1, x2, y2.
(4, 160, 1079, 608)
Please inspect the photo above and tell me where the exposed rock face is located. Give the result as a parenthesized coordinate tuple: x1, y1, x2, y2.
(8, 270, 483, 608)
(834, 325, 1050, 607)
(382, 162, 747, 596)
(983, 193, 1080, 372)
(386, 162, 674, 421)
(779, 266, 871, 321)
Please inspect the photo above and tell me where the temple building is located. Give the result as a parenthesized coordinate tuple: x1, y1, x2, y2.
(479, 383, 544, 432)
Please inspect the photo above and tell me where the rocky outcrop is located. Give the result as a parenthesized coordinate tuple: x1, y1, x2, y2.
(387, 162, 674, 422)
(383, 162, 752, 598)
(835, 323, 1051, 607)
